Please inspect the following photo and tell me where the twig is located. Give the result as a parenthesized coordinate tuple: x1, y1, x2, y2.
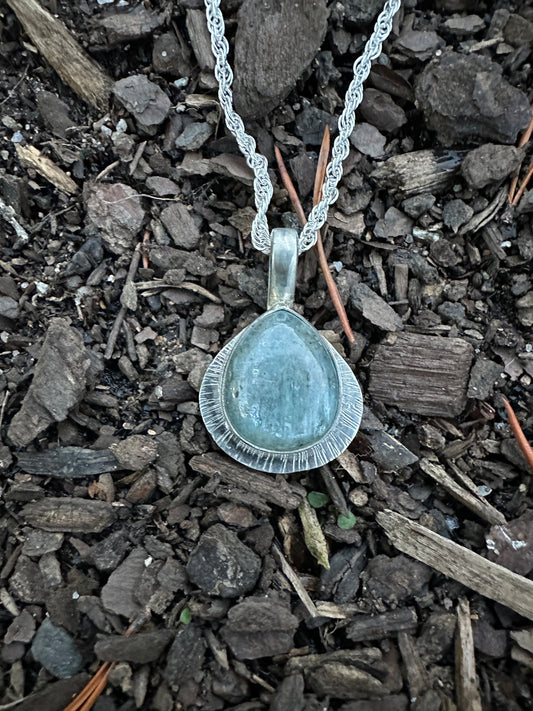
(319, 464, 350, 518)
(104, 244, 142, 359)
(272, 544, 320, 619)
(274, 135, 355, 343)
(141, 229, 150, 269)
(377, 509, 533, 621)
(508, 101, 533, 203)
(502, 397, 533, 473)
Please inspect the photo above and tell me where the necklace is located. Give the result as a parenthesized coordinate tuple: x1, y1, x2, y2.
(199, 0, 401, 474)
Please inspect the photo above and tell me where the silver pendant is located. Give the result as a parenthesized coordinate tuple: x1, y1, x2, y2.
(199, 229, 363, 473)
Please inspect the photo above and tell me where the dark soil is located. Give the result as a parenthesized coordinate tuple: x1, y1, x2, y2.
(1, 0, 533, 709)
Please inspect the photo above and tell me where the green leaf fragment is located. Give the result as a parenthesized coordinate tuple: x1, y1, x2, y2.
(307, 491, 329, 509)
(179, 607, 192, 625)
(337, 512, 357, 530)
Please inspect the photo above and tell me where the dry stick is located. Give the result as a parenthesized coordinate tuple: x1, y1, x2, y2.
(377, 509, 533, 622)
(104, 243, 142, 359)
(274, 140, 355, 343)
(6, 0, 111, 110)
(502, 397, 533, 473)
(272, 544, 320, 619)
(455, 597, 483, 711)
(508, 101, 533, 203)
(511, 155, 533, 206)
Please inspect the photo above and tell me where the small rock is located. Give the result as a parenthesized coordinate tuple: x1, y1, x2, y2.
(402, 193, 436, 218)
(101, 547, 150, 618)
(429, 237, 460, 267)
(113, 75, 171, 126)
(295, 104, 338, 145)
(486, 513, 533, 576)
(0, 295, 19, 319)
(365, 554, 432, 605)
(415, 52, 531, 145)
(5, 609, 36, 644)
(417, 611, 457, 664)
(374, 206, 413, 239)
(443, 15, 485, 37)
(350, 283, 403, 332)
(233, 0, 328, 119)
(175, 122, 213, 151)
(221, 597, 299, 659)
(35, 91, 74, 138)
(8, 319, 91, 447)
(31, 618, 82, 679)
(503, 14, 533, 47)
(437, 300, 466, 324)
(160, 202, 201, 250)
(145, 176, 180, 196)
(95, 629, 174, 663)
(344, 0, 385, 23)
(467, 356, 503, 399)
(88, 531, 130, 572)
(360, 89, 407, 132)
(395, 30, 445, 61)
(85, 183, 145, 255)
(110, 434, 158, 470)
(442, 199, 473, 233)
(350, 123, 386, 158)
(152, 32, 193, 75)
(289, 152, 317, 199)
(186, 524, 261, 598)
(461, 144, 524, 189)
(165, 624, 206, 688)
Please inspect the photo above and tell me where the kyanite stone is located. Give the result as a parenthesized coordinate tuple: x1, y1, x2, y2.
(223, 309, 339, 451)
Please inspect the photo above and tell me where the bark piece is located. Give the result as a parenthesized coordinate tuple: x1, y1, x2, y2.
(377, 509, 533, 622)
(113, 75, 171, 126)
(165, 624, 206, 688)
(189, 453, 306, 510)
(186, 524, 261, 598)
(371, 149, 464, 197)
(95, 630, 174, 663)
(221, 597, 299, 660)
(31, 618, 82, 679)
(22, 497, 116, 533)
(365, 554, 432, 605)
(160, 202, 201, 250)
(233, 0, 329, 119)
(17, 447, 119, 479)
(368, 332, 474, 417)
(8, 319, 91, 447)
(6, 0, 111, 109)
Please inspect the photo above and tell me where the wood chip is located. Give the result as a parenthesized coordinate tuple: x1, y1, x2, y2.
(17, 447, 120, 479)
(455, 598, 482, 711)
(369, 332, 474, 417)
(377, 509, 533, 622)
(16, 145, 79, 195)
(298, 497, 330, 569)
(6, 0, 111, 109)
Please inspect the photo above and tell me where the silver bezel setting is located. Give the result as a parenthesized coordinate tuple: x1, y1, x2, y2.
(199, 309, 363, 474)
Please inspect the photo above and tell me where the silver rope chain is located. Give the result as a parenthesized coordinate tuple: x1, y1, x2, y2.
(204, 0, 401, 254)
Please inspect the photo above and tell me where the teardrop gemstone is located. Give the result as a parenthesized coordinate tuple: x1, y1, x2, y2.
(222, 309, 340, 452)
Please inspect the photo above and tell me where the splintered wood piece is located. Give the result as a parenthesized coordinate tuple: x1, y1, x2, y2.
(189, 453, 306, 510)
(17, 447, 120, 479)
(6, 0, 112, 109)
(455, 598, 482, 711)
(345, 607, 418, 642)
(21, 497, 116, 533)
(370, 149, 464, 197)
(377, 510, 533, 622)
(419, 458, 506, 526)
(272, 544, 320, 619)
(15, 145, 79, 195)
(368, 332, 474, 417)
(398, 632, 429, 701)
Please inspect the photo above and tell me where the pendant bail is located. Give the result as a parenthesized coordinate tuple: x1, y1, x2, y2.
(267, 228, 298, 310)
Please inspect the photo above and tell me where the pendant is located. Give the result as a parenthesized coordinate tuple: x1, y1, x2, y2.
(199, 228, 363, 473)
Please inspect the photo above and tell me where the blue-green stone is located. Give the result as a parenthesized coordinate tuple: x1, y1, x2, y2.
(223, 309, 340, 452)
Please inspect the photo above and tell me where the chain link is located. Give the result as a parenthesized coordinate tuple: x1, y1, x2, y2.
(204, 0, 401, 254)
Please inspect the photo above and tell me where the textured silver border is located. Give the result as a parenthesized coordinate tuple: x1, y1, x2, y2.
(199, 309, 363, 474)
